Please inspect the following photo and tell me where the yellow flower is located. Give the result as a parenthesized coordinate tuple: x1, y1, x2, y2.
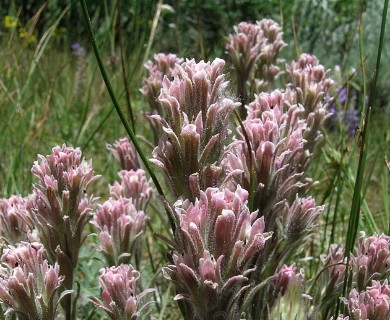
(53, 26, 67, 40)
(3, 15, 18, 29)
(18, 27, 27, 38)
(18, 27, 37, 44)
(26, 34, 37, 44)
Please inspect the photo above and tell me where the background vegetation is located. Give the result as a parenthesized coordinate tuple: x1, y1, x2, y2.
(0, 0, 389, 318)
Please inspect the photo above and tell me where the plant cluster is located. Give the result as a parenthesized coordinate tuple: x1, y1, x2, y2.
(0, 14, 389, 320)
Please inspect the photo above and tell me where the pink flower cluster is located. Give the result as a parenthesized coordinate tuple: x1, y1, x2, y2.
(141, 53, 184, 115)
(0, 242, 65, 320)
(272, 264, 304, 297)
(285, 54, 335, 152)
(226, 19, 286, 111)
(110, 170, 153, 212)
(223, 90, 323, 238)
(28, 145, 99, 268)
(340, 280, 390, 320)
(0, 195, 32, 244)
(92, 139, 152, 266)
(91, 264, 155, 320)
(321, 233, 390, 318)
(150, 58, 239, 200)
(163, 186, 272, 318)
(351, 233, 390, 291)
(107, 137, 140, 171)
(92, 198, 147, 266)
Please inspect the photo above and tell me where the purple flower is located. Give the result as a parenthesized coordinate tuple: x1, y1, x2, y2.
(341, 280, 390, 320)
(150, 58, 239, 200)
(0, 242, 66, 320)
(0, 195, 33, 244)
(351, 233, 390, 291)
(90, 264, 155, 320)
(327, 86, 360, 136)
(163, 186, 272, 318)
(70, 42, 81, 51)
(28, 145, 99, 297)
(285, 54, 334, 153)
(92, 198, 148, 266)
(110, 170, 152, 212)
(225, 19, 286, 112)
(340, 108, 360, 136)
(338, 87, 347, 105)
(107, 138, 140, 171)
(141, 53, 183, 115)
(70, 42, 86, 56)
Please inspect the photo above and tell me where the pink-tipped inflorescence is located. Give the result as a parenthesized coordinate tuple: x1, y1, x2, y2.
(340, 280, 390, 320)
(284, 196, 322, 243)
(141, 53, 184, 115)
(225, 19, 286, 114)
(110, 170, 153, 212)
(141, 54, 184, 145)
(163, 185, 272, 319)
(351, 233, 390, 292)
(28, 145, 99, 290)
(0, 195, 33, 244)
(90, 264, 155, 320)
(223, 91, 316, 219)
(151, 58, 239, 201)
(285, 53, 334, 153)
(107, 138, 140, 172)
(321, 234, 390, 319)
(323, 244, 346, 295)
(0, 242, 65, 320)
(92, 198, 148, 266)
(286, 53, 334, 113)
(312, 244, 346, 317)
(223, 91, 304, 202)
(223, 90, 323, 287)
(272, 264, 304, 297)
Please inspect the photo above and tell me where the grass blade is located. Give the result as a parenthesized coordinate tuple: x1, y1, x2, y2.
(79, 0, 175, 232)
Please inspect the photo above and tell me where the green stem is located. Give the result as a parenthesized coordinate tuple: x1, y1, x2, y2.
(233, 109, 255, 212)
(338, 0, 389, 314)
(117, 0, 135, 131)
(79, 0, 175, 232)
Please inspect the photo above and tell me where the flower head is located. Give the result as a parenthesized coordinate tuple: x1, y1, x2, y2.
(151, 58, 239, 200)
(223, 91, 310, 221)
(273, 264, 304, 296)
(341, 280, 390, 320)
(226, 19, 286, 109)
(322, 244, 346, 295)
(92, 198, 148, 266)
(110, 170, 152, 211)
(107, 138, 140, 172)
(0, 195, 33, 244)
(163, 186, 272, 318)
(28, 145, 99, 293)
(90, 264, 155, 320)
(141, 53, 184, 114)
(351, 233, 390, 291)
(0, 242, 65, 320)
